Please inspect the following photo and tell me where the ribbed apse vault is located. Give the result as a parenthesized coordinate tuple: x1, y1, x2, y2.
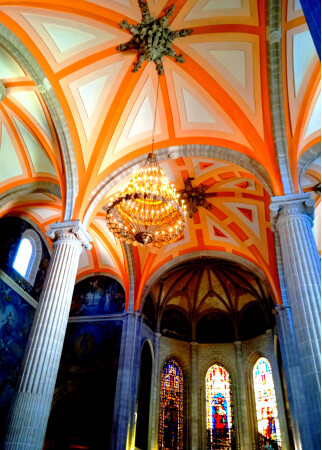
(143, 258, 275, 343)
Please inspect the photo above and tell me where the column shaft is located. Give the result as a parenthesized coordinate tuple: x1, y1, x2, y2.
(190, 342, 199, 450)
(2, 221, 91, 450)
(271, 194, 321, 448)
(234, 341, 251, 450)
(149, 332, 161, 449)
(110, 312, 141, 450)
(275, 306, 313, 449)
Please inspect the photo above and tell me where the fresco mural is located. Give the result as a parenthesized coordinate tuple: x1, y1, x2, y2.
(197, 312, 235, 343)
(0, 217, 50, 300)
(160, 308, 191, 341)
(70, 275, 125, 317)
(44, 320, 123, 449)
(0, 278, 35, 434)
(142, 295, 156, 331)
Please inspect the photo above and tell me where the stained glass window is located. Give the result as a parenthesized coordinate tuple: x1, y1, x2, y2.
(206, 364, 234, 449)
(253, 357, 282, 448)
(159, 359, 183, 450)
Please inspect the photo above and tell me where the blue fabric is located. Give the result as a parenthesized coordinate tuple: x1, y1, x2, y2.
(300, 0, 321, 59)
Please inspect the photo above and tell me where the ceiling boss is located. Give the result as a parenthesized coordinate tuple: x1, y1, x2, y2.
(116, 0, 193, 74)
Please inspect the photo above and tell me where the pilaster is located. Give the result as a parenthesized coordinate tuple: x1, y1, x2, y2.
(2, 221, 92, 450)
(274, 305, 313, 449)
(190, 342, 199, 449)
(233, 341, 251, 450)
(149, 332, 161, 449)
(110, 312, 142, 450)
(270, 193, 321, 448)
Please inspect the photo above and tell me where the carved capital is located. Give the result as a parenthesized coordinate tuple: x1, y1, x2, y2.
(47, 220, 92, 250)
(0, 83, 6, 102)
(270, 193, 314, 231)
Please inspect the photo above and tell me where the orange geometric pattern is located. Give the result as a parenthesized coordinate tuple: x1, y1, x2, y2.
(0, 0, 319, 311)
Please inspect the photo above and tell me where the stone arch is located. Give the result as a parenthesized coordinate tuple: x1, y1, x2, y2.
(83, 145, 274, 227)
(4, 212, 53, 254)
(0, 24, 78, 221)
(201, 358, 237, 450)
(297, 142, 321, 191)
(0, 182, 61, 215)
(75, 270, 124, 289)
(141, 250, 273, 307)
(14, 229, 43, 286)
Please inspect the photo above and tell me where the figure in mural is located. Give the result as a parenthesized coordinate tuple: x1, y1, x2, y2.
(70, 276, 125, 316)
(0, 279, 35, 427)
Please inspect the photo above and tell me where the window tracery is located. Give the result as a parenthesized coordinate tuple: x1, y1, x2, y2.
(253, 357, 281, 448)
(159, 358, 183, 449)
(206, 364, 234, 449)
(12, 230, 42, 285)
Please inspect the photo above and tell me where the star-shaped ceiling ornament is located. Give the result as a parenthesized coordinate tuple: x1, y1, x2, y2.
(179, 178, 217, 218)
(117, 0, 193, 75)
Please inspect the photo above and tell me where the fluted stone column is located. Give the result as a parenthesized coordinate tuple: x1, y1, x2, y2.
(2, 221, 92, 450)
(190, 342, 199, 450)
(270, 193, 321, 448)
(265, 330, 291, 450)
(149, 332, 161, 449)
(275, 305, 313, 449)
(110, 312, 142, 450)
(233, 341, 251, 450)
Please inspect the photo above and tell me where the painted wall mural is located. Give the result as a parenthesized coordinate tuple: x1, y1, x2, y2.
(0, 278, 35, 433)
(44, 320, 123, 449)
(70, 275, 125, 316)
(0, 217, 50, 300)
(160, 308, 190, 341)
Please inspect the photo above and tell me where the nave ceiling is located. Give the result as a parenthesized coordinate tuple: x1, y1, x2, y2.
(0, 0, 320, 310)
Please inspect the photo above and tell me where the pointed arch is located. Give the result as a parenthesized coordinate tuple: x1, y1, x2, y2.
(159, 358, 184, 449)
(253, 357, 282, 448)
(205, 363, 234, 449)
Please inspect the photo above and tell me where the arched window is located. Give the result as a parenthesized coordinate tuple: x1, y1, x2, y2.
(12, 230, 42, 285)
(206, 364, 234, 449)
(253, 357, 281, 448)
(159, 359, 183, 449)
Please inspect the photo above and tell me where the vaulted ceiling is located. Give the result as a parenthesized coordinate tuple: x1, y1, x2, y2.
(0, 0, 320, 310)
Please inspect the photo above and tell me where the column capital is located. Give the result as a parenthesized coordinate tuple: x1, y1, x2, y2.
(274, 304, 291, 315)
(47, 220, 92, 250)
(233, 340, 242, 348)
(190, 341, 199, 348)
(270, 193, 315, 230)
(0, 82, 6, 102)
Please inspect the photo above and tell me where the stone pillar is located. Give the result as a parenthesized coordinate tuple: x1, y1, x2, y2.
(266, 329, 291, 449)
(270, 193, 321, 448)
(149, 332, 161, 449)
(2, 221, 92, 450)
(190, 342, 199, 450)
(110, 312, 142, 450)
(275, 305, 313, 449)
(233, 341, 251, 450)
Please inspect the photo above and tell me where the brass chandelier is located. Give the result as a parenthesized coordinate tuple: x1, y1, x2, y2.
(106, 2, 191, 247)
(105, 152, 187, 247)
